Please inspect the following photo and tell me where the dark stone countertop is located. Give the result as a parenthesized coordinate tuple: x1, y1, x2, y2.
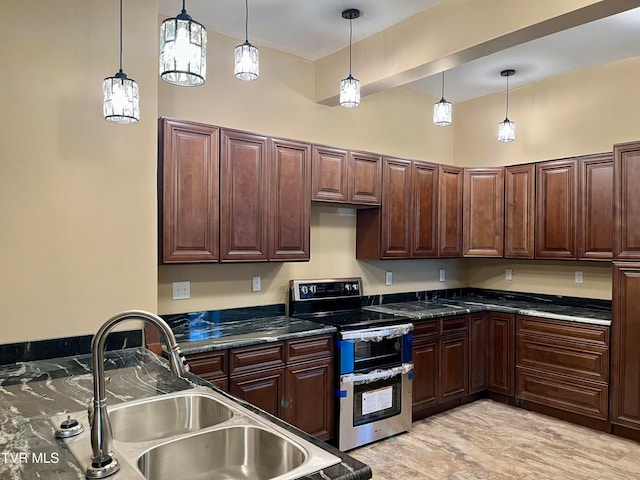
(364, 295, 611, 327)
(0, 348, 370, 480)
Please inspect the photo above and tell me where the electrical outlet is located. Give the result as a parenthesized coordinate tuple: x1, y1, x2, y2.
(252, 276, 261, 292)
(439, 268, 446, 282)
(575, 271, 584, 284)
(385, 271, 393, 286)
(505, 269, 513, 281)
(172, 281, 190, 300)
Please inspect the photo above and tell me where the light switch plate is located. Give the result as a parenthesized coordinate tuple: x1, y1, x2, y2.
(385, 271, 393, 286)
(575, 271, 584, 284)
(172, 281, 190, 300)
(439, 268, 446, 282)
(252, 276, 261, 292)
(505, 269, 513, 281)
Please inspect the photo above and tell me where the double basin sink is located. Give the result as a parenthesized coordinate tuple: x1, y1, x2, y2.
(51, 386, 340, 480)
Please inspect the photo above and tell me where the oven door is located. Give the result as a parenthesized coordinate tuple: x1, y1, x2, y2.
(338, 363, 413, 451)
(338, 323, 413, 374)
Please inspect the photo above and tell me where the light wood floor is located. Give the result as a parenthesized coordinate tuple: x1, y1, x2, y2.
(349, 399, 640, 479)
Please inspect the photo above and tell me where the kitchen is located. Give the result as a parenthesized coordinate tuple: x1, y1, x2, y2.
(2, 0, 640, 478)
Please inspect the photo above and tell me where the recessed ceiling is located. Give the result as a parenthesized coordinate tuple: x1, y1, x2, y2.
(158, 1, 640, 102)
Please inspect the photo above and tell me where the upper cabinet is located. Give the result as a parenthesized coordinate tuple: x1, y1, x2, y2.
(535, 159, 578, 259)
(579, 153, 613, 260)
(438, 165, 463, 258)
(613, 141, 640, 261)
(158, 118, 219, 263)
(356, 158, 438, 259)
(463, 167, 504, 257)
(312, 145, 381, 206)
(504, 164, 535, 259)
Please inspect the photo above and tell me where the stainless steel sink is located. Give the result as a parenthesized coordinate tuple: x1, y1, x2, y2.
(138, 425, 306, 480)
(109, 391, 234, 442)
(51, 386, 341, 480)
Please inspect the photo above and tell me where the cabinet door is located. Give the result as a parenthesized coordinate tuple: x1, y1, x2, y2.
(579, 154, 613, 260)
(487, 313, 515, 396)
(269, 138, 311, 261)
(284, 358, 334, 441)
(535, 159, 578, 259)
(504, 164, 535, 259)
(611, 263, 640, 429)
(412, 162, 439, 257)
(311, 145, 348, 203)
(613, 142, 640, 260)
(230, 368, 285, 417)
(463, 167, 504, 257)
(469, 313, 487, 394)
(220, 130, 269, 262)
(438, 165, 463, 257)
(349, 151, 382, 205)
(381, 157, 412, 258)
(440, 335, 469, 401)
(412, 337, 439, 415)
(159, 118, 219, 263)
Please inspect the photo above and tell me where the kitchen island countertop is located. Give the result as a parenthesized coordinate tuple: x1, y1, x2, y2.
(0, 348, 370, 480)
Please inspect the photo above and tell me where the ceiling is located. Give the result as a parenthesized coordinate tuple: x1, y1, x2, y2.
(158, 1, 640, 103)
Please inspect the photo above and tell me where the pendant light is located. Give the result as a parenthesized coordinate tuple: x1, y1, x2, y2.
(160, 0, 207, 86)
(103, 0, 139, 124)
(498, 69, 516, 142)
(433, 71, 452, 126)
(235, 0, 259, 81)
(339, 8, 361, 108)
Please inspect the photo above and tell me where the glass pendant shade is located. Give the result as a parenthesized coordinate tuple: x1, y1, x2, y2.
(498, 118, 516, 142)
(235, 41, 259, 81)
(340, 75, 360, 108)
(160, 10, 207, 86)
(433, 98, 452, 126)
(103, 70, 139, 124)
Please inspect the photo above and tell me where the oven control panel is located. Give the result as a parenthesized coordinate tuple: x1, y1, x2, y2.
(290, 278, 363, 301)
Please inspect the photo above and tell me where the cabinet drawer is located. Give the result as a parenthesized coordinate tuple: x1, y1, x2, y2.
(441, 315, 468, 335)
(229, 343, 285, 375)
(516, 316, 609, 347)
(286, 335, 333, 363)
(185, 351, 227, 379)
(413, 320, 439, 338)
(517, 335, 609, 382)
(517, 367, 608, 420)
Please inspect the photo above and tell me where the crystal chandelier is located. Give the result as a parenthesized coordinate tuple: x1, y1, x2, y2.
(433, 71, 452, 126)
(160, 0, 207, 86)
(498, 69, 516, 142)
(235, 0, 259, 81)
(103, 0, 139, 124)
(339, 9, 361, 108)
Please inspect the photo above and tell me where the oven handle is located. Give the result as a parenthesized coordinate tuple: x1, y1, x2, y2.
(340, 363, 413, 385)
(340, 323, 413, 342)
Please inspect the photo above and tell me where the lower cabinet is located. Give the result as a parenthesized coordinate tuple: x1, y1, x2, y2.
(487, 312, 515, 397)
(188, 334, 334, 441)
(412, 315, 468, 420)
(516, 315, 609, 422)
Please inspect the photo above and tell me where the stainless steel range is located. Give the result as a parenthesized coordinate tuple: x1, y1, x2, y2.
(289, 277, 413, 451)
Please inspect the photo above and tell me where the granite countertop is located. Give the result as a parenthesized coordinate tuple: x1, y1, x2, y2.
(0, 348, 370, 480)
(364, 296, 611, 326)
(165, 314, 337, 355)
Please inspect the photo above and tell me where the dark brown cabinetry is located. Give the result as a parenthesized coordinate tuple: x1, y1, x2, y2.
(311, 145, 381, 206)
(579, 154, 613, 260)
(356, 158, 438, 259)
(463, 167, 504, 257)
(412, 316, 468, 420)
(468, 313, 487, 393)
(158, 118, 219, 263)
(516, 315, 609, 423)
(535, 159, 578, 259)
(185, 350, 228, 391)
(611, 263, 640, 436)
(487, 312, 515, 397)
(613, 142, 640, 260)
(504, 164, 535, 259)
(438, 165, 463, 257)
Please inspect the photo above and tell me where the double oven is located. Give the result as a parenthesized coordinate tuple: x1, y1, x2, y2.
(289, 278, 413, 451)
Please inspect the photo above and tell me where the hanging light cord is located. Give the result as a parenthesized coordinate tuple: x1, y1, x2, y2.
(348, 17, 353, 76)
(245, 0, 249, 42)
(181, 0, 186, 15)
(118, 0, 123, 73)
(505, 74, 510, 118)
(441, 71, 446, 100)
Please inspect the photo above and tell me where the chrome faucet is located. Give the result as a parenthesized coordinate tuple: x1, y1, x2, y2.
(86, 310, 189, 479)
